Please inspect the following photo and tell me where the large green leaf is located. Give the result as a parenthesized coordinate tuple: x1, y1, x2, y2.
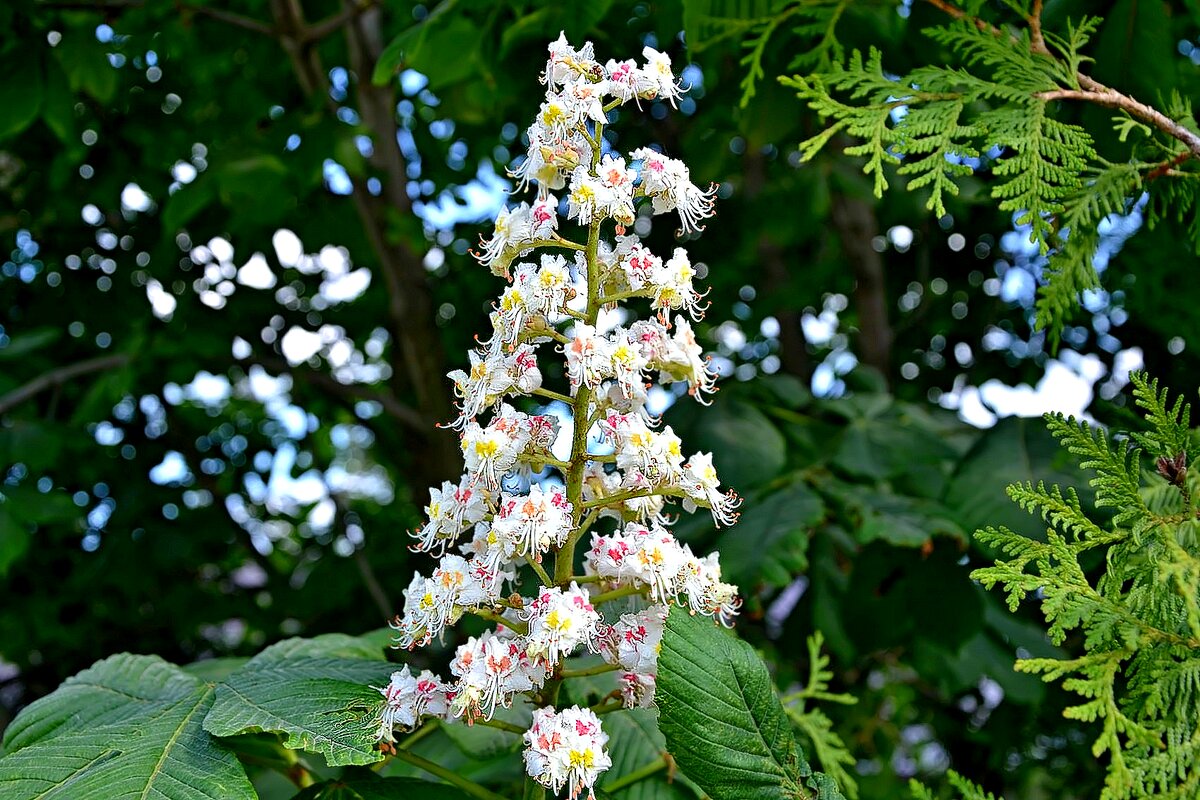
(943, 415, 1090, 537)
(202, 634, 396, 767)
(656, 608, 844, 800)
(0, 654, 254, 799)
(720, 478, 824, 588)
(294, 770, 473, 799)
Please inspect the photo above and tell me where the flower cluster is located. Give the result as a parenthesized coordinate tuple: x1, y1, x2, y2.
(371, 34, 742, 800)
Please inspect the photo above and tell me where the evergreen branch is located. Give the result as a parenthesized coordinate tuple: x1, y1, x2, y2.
(1040, 85, 1200, 160)
(1129, 372, 1191, 460)
(910, 770, 1000, 800)
(739, 2, 804, 107)
(1043, 413, 1150, 533)
(784, 632, 859, 799)
(1005, 481, 1111, 545)
(973, 378, 1200, 797)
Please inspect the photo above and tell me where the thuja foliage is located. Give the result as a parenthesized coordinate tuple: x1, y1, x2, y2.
(968, 372, 1200, 799)
(754, 0, 1200, 343)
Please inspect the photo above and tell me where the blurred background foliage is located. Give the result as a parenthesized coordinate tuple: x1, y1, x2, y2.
(1, 0, 1198, 797)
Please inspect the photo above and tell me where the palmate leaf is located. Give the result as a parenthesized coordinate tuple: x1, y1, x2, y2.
(656, 607, 845, 800)
(202, 633, 397, 767)
(0, 654, 255, 800)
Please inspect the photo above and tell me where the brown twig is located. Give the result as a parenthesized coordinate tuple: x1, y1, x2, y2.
(921, 0, 1200, 162)
(0, 353, 130, 414)
(1147, 151, 1194, 182)
(1028, 0, 1046, 55)
(1037, 87, 1200, 159)
(174, 1, 274, 36)
(302, 0, 379, 44)
(258, 356, 428, 433)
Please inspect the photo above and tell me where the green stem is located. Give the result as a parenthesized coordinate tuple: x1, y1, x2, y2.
(530, 558, 555, 588)
(580, 487, 681, 510)
(477, 716, 527, 735)
(526, 235, 585, 252)
(589, 698, 625, 715)
(560, 661, 622, 679)
(392, 748, 509, 800)
(603, 756, 669, 793)
(398, 718, 439, 751)
(532, 387, 574, 405)
(468, 607, 528, 635)
(591, 584, 644, 606)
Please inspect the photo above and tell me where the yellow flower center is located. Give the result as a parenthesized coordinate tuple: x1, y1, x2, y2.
(569, 749, 595, 769)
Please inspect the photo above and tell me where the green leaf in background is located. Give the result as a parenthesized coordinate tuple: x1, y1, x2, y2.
(201, 634, 396, 767)
(943, 415, 1090, 537)
(0, 46, 43, 141)
(1092, 0, 1178, 110)
(678, 399, 787, 488)
(656, 607, 845, 800)
(0, 507, 30, 577)
(53, 31, 117, 105)
(721, 477, 824, 588)
(373, 1, 488, 89)
(0, 654, 255, 799)
(600, 709, 699, 800)
(294, 770, 472, 799)
(0, 327, 61, 360)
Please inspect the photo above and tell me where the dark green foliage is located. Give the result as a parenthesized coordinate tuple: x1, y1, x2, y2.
(972, 372, 1200, 799)
(772, 4, 1200, 344)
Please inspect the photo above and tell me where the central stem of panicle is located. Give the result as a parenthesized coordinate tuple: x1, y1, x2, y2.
(373, 33, 744, 800)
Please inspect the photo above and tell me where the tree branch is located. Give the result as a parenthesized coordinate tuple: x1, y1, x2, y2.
(174, 1, 274, 35)
(1027, 0, 1046, 56)
(0, 354, 130, 415)
(1039, 85, 1200, 159)
(922, 0, 1200, 160)
(301, 0, 379, 44)
(831, 189, 892, 383)
(258, 356, 428, 433)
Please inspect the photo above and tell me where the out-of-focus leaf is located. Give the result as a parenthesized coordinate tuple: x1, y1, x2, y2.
(0, 508, 31, 577)
(943, 415, 1090, 538)
(677, 398, 786, 488)
(721, 477, 824, 588)
(0, 47, 43, 141)
(0, 421, 64, 472)
(53, 32, 117, 104)
(1092, 0, 1177, 108)
(40, 56, 75, 144)
(292, 771, 470, 799)
(0, 328, 61, 359)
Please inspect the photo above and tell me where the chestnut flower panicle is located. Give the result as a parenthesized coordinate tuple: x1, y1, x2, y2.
(369, 34, 745, 800)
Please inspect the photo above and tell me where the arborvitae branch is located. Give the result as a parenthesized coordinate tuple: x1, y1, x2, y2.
(970, 374, 1200, 799)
